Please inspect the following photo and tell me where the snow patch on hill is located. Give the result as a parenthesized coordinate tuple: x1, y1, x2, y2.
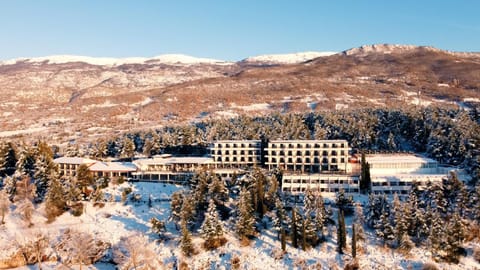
(243, 51, 337, 64)
(0, 54, 230, 66)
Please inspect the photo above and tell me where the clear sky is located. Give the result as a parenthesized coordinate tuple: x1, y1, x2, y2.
(0, 0, 479, 61)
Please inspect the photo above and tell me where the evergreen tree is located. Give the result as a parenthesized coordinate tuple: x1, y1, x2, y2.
(16, 145, 35, 176)
(291, 207, 299, 248)
(252, 168, 267, 219)
(374, 203, 394, 246)
(180, 216, 194, 256)
(76, 164, 94, 191)
(352, 223, 357, 258)
(337, 209, 346, 254)
(120, 137, 135, 160)
(335, 188, 354, 215)
(208, 174, 228, 204)
(236, 188, 256, 240)
(44, 172, 66, 222)
(360, 152, 371, 193)
(0, 142, 17, 176)
(443, 212, 466, 263)
(33, 141, 56, 202)
(200, 199, 224, 249)
(314, 191, 327, 241)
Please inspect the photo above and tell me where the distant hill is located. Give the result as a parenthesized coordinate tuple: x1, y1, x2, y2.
(0, 44, 479, 143)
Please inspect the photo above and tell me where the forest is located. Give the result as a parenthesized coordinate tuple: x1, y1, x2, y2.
(0, 105, 480, 268)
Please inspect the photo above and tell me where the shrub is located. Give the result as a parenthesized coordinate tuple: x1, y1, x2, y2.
(344, 259, 359, 270)
(474, 247, 480, 263)
(422, 262, 439, 270)
(230, 256, 240, 270)
(179, 261, 190, 270)
(202, 236, 227, 250)
(70, 202, 84, 216)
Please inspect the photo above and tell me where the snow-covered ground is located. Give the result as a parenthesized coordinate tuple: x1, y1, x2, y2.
(1, 182, 479, 270)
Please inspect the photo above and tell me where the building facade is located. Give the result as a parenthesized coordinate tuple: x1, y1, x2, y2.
(281, 173, 359, 195)
(210, 140, 262, 168)
(264, 140, 350, 173)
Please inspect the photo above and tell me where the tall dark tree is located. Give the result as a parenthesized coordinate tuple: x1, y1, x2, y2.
(352, 223, 357, 258)
(360, 152, 371, 193)
(0, 142, 17, 176)
(337, 209, 346, 254)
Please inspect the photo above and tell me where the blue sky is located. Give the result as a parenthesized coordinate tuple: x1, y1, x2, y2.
(0, 0, 479, 61)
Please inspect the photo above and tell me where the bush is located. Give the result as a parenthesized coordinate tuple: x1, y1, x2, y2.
(70, 202, 84, 216)
(202, 236, 227, 250)
(230, 256, 240, 270)
(344, 259, 359, 270)
(179, 261, 190, 270)
(474, 247, 480, 263)
(422, 262, 439, 270)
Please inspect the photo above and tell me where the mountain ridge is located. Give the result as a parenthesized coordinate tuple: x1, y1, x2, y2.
(1, 44, 479, 143)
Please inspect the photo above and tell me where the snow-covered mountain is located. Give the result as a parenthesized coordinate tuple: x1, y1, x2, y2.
(242, 51, 337, 64)
(0, 54, 230, 66)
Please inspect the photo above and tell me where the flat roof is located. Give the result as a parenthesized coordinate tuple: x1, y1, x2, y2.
(89, 162, 137, 172)
(135, 156, 214, 166)
(366, 154, 437, 164)
(269, 139, 348, 143)
(53, 157, 98, 165)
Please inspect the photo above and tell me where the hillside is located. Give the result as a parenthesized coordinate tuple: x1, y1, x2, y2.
(0, 44, 479, 144)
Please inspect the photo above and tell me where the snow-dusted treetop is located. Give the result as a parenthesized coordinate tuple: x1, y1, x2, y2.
(243, 51, 337, 64)
(0, 54, 231, 66)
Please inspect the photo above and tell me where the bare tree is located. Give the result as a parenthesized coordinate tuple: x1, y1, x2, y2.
(56, 229, 96, 270)
(114, 232, 161, 269)
(14, 176, 36, 227)
(0, 189, 10, 224)
(15, 230, 50, 270)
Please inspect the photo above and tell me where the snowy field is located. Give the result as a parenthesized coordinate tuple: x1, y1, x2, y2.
(1, 182, 479, 270)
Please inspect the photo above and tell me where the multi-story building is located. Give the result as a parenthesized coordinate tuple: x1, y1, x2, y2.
(365, 154, 449, 195)
(210, 140, 262, 168)
(54, 157, 98, 176)
(264, 140, 350, 173)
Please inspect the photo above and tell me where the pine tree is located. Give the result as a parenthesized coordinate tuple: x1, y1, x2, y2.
(200, 199, 224, 249)
(360, 152, 371, 193)
(44, 173, 66, 222)
(291, 207, 299, 248)
(0, 142, 16, 176)
(314, 191, 327, 241)
(16, 145, 35, 176)
(443, 212, 465, 263)
(33, 141, 56, 202)
(337, 209, 346, 254)
(374, 203, 394, 246)
(76, 164, 93, 191)
(120, 137, 135, 160)
(392, 194, 408, 246)
(236, 188, 256, 240)
(352, 223, 357, 258)
(208, 174, 228, 204)
(180, 216, 194, 256)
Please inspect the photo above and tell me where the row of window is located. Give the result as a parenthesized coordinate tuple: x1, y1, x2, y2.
(269, 143, 346, 149)
(213, 150, 261, 155)
(268, 157, 345, 164)
(267, 150, 346, 156)
(284, 187, 359, 193)
(283, 178, 358, 184)
(215, 157, 260, 163)
(213, 143, 261, 149)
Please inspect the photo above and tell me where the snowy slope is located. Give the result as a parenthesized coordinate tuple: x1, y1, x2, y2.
(243, 51, 337, 64)
(0, 54, 230, 66)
